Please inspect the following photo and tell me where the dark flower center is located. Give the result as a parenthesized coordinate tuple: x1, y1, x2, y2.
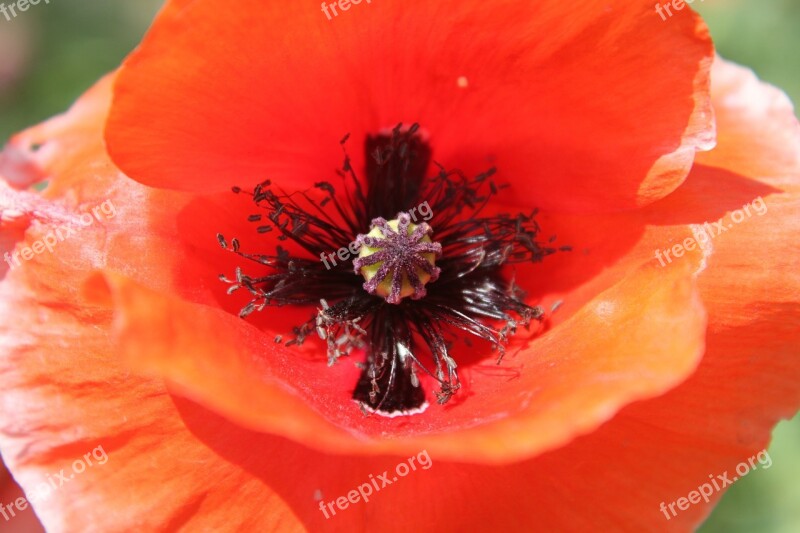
(218, 124, 568, 416)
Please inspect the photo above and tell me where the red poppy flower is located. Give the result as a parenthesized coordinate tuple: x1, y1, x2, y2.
(1, 0, 798, 531)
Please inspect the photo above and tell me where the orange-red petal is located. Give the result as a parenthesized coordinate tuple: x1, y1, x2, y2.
(83, 252, 707, 463)
(106, 0, 715, 212)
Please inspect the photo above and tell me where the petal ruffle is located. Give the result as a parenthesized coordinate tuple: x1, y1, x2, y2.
(84, 253, 707, 463)
(106, 0, 715, 212)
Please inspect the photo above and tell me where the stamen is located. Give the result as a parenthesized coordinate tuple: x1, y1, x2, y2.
(219, 123, 568, 416)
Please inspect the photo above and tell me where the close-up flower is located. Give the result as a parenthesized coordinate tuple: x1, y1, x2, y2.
(0, 1, 798, 531)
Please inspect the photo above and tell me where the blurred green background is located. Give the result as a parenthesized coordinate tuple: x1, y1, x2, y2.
(0, 1, 798, 531)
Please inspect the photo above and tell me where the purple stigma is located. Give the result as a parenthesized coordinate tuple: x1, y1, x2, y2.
(353, 212, 442, 304)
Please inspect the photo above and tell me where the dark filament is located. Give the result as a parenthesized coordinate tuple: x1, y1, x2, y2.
(218, 124, 568, 416)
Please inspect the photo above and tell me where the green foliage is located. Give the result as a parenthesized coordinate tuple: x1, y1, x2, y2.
(695, 0, 800, 116)
(0, 1, 161, 139)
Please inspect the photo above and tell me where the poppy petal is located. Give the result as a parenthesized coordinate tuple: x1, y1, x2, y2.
(106, 0, 715, 212)
(85, 248, 707, 463)
(0, 297, 300, 531)
(467, 57, 800, 530)
(491, 60, 800, 531)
